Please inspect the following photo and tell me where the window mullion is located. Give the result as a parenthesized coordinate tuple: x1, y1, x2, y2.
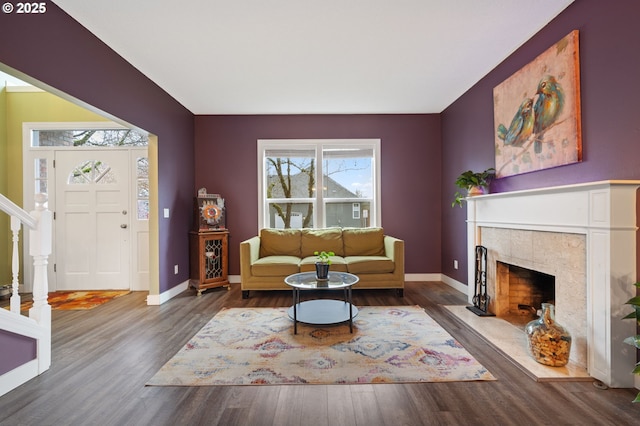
(316, 145, 324, 228)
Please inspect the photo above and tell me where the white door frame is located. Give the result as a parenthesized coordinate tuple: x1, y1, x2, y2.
(22, 122, 149, 292)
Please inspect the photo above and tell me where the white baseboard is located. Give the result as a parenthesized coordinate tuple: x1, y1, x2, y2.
(146, 280, 189, 305)
(405, 273, 442, 282)
(440, 274, 468, 295)
(147, 275, 468, 305)
(404, 273, 468, 297)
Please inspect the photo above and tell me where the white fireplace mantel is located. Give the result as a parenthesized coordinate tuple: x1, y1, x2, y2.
(466, 180, 640, 387)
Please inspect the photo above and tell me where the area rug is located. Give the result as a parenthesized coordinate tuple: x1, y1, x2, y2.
(146, 305, 495, 386)
(16, 290, 131, 311)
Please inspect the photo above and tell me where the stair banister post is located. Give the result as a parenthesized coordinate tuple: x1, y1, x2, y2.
(9, 215, 22, 314)
(28, 193, 52, 330)
(29, 193, 52, 373)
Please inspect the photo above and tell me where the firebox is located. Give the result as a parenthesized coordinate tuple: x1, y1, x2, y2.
(496, 261, 555, 327)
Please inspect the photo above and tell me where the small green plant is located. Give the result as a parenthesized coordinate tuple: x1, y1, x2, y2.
(452, 167, 495, 207)
(314, 250, 334, 265)
(623, 281, 640, 403)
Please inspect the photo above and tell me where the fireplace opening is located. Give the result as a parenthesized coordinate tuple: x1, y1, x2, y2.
(496, 261, 555, 328)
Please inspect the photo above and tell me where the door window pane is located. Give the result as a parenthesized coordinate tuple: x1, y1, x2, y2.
(68, 160, 116, 184)
(136, 157, 149, 220)
(34, 158, 48, 194)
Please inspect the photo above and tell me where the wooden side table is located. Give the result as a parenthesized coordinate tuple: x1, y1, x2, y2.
(189, 230, 230, 296)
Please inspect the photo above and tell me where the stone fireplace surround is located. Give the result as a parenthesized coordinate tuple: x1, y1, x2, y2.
(482, 228, 587, 369)
(466, 181, 639, 388)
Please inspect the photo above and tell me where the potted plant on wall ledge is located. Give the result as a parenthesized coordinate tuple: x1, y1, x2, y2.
(313, 250, 334, 280)
(452, 168, 495, 207)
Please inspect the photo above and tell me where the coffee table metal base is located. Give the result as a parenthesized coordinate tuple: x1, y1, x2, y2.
(285, 272, 360, 334)
(287, 300, 358, 333)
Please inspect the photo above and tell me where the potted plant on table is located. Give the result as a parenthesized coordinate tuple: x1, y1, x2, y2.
(452, 167, 495, 207)
(313, 250, 334, 280)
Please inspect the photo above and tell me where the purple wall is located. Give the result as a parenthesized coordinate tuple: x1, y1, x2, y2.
(0, 4, 194, 293)
(441, 0, 640, 284)
(0, 4, 194, 372)
(2, 0, 636, 383)
(0, 330, 36, 375)
(194, 114, 442, 275)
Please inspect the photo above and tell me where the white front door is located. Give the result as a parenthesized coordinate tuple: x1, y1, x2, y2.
(55, 150, 130, 290)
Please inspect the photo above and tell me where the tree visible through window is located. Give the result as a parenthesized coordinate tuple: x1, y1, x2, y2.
(68, 160, 116, 184)
(259, 140, 380, 229)
(33, 129, 148, 147)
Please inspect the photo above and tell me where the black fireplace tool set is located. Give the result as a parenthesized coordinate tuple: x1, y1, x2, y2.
(466, 245, 495, 316)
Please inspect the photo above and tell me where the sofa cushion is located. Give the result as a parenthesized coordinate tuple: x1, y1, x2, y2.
(252, 256, 301, 276)
(259, 228, 301, 258)
(342, 227, 385, 256)
(300, 227, 344, 257)
(299, 255, 348, 273)
(345, 256, 395, 274)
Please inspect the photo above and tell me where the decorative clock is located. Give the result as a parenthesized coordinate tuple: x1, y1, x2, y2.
(194, 193, 226, 230)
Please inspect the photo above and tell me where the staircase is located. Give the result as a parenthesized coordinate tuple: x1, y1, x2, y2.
(0, 193, 52, 397)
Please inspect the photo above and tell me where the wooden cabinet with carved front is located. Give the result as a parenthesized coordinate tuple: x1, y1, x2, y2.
(189, 230, 229, 296)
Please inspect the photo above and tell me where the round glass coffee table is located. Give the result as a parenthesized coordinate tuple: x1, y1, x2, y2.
(284, 271, 359, 334)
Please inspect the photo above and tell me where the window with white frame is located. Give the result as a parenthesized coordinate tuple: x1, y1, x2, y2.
(258, 139, 380, 229)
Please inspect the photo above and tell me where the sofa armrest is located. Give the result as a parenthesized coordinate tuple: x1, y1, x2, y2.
(240, 236, 261, 283)
(384, 235, 405, 276)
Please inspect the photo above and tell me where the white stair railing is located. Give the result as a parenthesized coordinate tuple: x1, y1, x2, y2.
(0, 192, 52, 396)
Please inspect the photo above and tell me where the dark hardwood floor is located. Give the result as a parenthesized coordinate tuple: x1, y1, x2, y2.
(1, 282, 638, 425)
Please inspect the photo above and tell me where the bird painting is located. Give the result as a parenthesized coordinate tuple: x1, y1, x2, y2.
(533, 75, 564, 153)
(493, 30, 580, 178)
(496, 97, 535, 147)
(496, 75, 565, 154)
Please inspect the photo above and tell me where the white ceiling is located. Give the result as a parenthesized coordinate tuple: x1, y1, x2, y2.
(51, 0, 574, 115)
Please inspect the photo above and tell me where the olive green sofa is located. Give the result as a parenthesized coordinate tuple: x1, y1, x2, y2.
(239, 227, 405, 298)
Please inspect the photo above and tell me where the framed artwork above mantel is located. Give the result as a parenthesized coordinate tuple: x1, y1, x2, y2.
(493, 30, 582, 178)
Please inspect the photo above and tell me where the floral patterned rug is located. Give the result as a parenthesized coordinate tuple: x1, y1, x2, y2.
(147, 305, 495, 386)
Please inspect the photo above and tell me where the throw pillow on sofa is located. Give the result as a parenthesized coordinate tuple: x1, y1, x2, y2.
(343, 227, 385, 256)
(259, 228, 301, 258)
(300, 227, 344, 257)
